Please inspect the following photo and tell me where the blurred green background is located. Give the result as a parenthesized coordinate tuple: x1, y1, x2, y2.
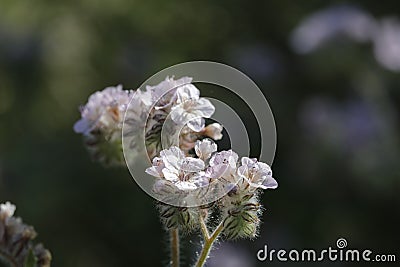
(0, 0, 399, 266)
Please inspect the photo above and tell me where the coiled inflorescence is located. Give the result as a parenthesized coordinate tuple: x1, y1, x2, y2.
(74, 77, 223, 166)
(146, 139, 278, 239)
(73, 85, 133, 166)
(0, 202, 51, 267)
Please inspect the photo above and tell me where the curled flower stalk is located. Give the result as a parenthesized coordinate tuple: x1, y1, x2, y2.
(0, 202, 51, 267)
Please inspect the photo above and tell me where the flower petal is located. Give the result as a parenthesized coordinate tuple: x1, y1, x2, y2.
(160, 146, 185, 170)
(175, 181, 197, 191)
(203, 123, 223, 140)
(162, 168, 179, 182)
(73, 119, 91, 134)
(179, 157, 205, 172)
(258, 176, 278, 189)
(146, 166, 163, 177)
(176, 84, 200, 103)
(192, 98, 215, 118)
(187, 117, 205, 132)
(195, 139, 217, 160)
(241, 157, 257, 166)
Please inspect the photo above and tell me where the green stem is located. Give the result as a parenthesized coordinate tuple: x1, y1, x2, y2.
(195, 221, 225, 267)
(199, 215, 210, 240)
(170, 228, 180, 267)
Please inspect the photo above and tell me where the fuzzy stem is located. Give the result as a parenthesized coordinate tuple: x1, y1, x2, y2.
(195, 221, 225, 267)
(199, 215, 210, 240)
(170, 228, 180, 267)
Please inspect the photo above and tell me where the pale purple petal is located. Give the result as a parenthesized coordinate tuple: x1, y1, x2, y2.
(187, 117, 205, 132)
(145, 166, 163, 178)
(160, 146, 185, 170)
(179, 157, 205, 172)
(162, 168, 179, 182)
(73, 119, 91, 134)
(195, 139, 217, 160)
(192, 98, 215, 118)
(260, 176, 278, 189)
(176, 84, 200, 102)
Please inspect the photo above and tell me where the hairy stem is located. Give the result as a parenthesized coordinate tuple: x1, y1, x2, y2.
(199, 215, 210, 240)
(170, 229, 180, 267)
(195, 221, 225, 267)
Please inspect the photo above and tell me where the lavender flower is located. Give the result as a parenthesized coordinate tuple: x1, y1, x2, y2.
(74, 85, 133, 166)
(195, 139, 217, 161)
(74, 85, 132, 135)
(171, 84, 215, 131)
(146, 146, 207, 191)
(141, 76, 192, 108)
(145, 139, 278, 240)
(207, 150, 239, 180)
(237, 157, 278, 191)
(118, 76, 223, 161)
(0, 202, 51, 267)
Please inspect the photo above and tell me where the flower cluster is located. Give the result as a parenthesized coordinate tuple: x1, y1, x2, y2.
(74, 77, 223, 166)
(146, 139, 278, 239)
(0, 202, 51, 267)
(74, 85, 133, 166)
(74, 76, 278, 266)
(124, 76, 222, 159)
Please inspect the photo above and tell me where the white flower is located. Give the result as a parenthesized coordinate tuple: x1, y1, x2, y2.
(207, 150, 239, 179)
(161, 147, 204, 181)
(73, 85, 132, 135)
(141, 76, 193, 108)
(171, 84, 215, 132)
(195, 139, 217, 160)
(146, 146, 207, 191)
(0, 201, 16, 218)
(175, 172, 209, 191)
(159, 146, 185, 172)
(237, 157, 278, 190)
(202, 123, 223, 140)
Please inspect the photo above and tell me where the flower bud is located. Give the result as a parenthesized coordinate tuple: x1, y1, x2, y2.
(156, 203, 202, 234)
(221, 193, 261, 240)
(202, 123, 223, 140)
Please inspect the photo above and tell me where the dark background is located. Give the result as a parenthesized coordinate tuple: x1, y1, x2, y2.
(0, 1, 399, 266)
